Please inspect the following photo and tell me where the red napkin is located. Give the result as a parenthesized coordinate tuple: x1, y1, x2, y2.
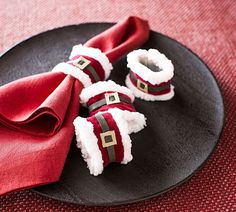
(0, 16, 149, 195)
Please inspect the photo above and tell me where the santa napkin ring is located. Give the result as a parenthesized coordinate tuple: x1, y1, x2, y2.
(73, 108, 146, 176)
(125, 49, 175, 101)
(52, 45, 113, 87)
(80, 80, 136, 116)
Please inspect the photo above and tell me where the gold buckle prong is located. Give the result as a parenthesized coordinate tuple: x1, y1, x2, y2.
(100, 130, 117, 148)
(105, 92, 120, 105)
(72, 56, 91, 69)
(137, 79, 148, 93)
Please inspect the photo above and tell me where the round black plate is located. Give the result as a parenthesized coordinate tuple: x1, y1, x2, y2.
(0, 23, 224, 206)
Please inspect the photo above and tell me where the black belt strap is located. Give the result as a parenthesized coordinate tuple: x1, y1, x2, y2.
(86, 65, 101, 82)
(129, 71, 170, 93)
(95, 114, 116, 163)
(88, 95, 131, 112)
(72, 57, 101, 82)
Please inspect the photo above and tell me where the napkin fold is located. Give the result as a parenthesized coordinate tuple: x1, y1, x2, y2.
(0, 16, 149, 195)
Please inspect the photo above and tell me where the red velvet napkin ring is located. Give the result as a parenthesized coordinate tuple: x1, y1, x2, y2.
(125, 49, 175, 101)
(80, 80, 136, 116)
(52, 45, 113, 87)
(73, 108, 146, 176)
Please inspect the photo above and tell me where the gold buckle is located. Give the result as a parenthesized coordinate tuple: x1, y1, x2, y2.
(105, 92, 120, 105)
(100, 130, 117, 148)
(72, 56, 90, 69)
(137, 79, 148, 93)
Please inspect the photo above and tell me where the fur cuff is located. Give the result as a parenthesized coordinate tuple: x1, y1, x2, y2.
(73, 117, 104, 176)
(127, 49, 174, 85)
(80, 80, 135, 104)
(69, 44, 113, 80)
(104, 108, 147, 134)
(51, 62, 92, 87)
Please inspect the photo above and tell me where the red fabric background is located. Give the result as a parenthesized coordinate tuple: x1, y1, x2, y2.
(0, 0, 235, 211)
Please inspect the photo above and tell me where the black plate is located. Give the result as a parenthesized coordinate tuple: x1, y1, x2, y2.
(0, 23, 224, 206)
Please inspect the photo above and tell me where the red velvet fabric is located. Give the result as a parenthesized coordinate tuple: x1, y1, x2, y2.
(88, 112, 124, 167)
(0, 16, 149, 195)
(129, 72, 171, 95)
(103, 113, 124, 164)
(88, 115, 110, 166)
(68, 55, 106, 82)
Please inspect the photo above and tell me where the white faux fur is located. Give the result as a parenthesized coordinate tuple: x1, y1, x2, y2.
(51, 62, 92, 88)
(127, 49, 174, 85)
(126, 75, 175, 101)
(73, 117, 104, 176)
(80, 80, 135, 104)
(69, 44, 113, 80)
(117, 109, 147, 134)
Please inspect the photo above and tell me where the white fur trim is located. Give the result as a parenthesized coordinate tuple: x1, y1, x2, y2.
(51, 62, 92, 88)
(73, 117, 104, 176)
(127, 49, 174, 85)
(126, 75, 175, 101)
(69, 44, 113, 80)
(80, 80, 135, 104)
(98, 108, 146, 164)
(118, 109, 147, 134)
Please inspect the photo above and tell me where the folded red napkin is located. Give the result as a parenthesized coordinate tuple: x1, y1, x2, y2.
(0, 16, 149, 195)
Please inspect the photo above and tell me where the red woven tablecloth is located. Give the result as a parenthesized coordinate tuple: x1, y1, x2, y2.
(0, 0, 235, 211)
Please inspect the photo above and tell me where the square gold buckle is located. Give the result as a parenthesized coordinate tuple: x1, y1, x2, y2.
(137, 79, 148, 93)
(100, 130, 117, 148)
(72, 56, 90, 69)
(105, 92, 120, 105)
